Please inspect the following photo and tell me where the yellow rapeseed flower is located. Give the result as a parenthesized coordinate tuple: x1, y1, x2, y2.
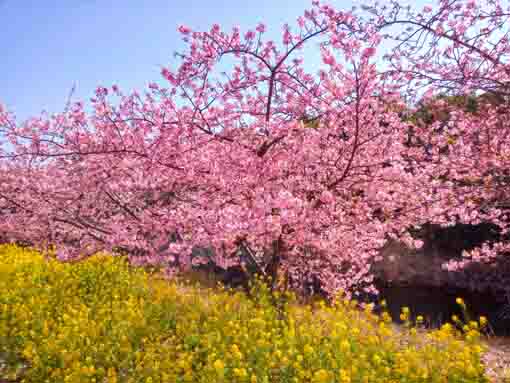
(213, 359, 225, 375)
(0, 244, 491, 383)
(313, 369, 329, 383)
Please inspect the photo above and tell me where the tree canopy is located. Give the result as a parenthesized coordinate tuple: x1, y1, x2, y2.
(1, 0, 510, 297)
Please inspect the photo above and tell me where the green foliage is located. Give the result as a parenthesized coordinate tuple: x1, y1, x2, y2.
(405, 92, 506, 126)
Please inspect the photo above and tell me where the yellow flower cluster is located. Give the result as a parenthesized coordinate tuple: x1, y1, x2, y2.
(0, 245, 491, 383)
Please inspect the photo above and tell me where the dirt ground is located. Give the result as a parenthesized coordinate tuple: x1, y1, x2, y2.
(482, 336, 510, 382)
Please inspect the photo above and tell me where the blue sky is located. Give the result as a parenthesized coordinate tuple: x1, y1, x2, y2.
(0, 0, 425, 122)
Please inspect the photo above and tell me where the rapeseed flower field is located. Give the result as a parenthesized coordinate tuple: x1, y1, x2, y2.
(0, 244, 491, 382)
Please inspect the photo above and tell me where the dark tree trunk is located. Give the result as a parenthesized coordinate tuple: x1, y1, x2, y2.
(266, 237, 283, 292)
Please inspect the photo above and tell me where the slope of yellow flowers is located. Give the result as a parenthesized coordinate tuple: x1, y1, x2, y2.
(0, 244, 490, 383)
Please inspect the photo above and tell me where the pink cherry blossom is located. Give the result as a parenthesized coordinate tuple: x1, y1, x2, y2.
(178, 25, 191, 35)
(1, 0, 510, 298)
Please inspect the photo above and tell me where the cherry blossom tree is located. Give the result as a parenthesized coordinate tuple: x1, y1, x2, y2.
(1, 0, 509, 297)
(366, 0, 510, 295)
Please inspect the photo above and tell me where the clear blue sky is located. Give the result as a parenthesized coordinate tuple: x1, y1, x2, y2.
(0, 0, 425, 122)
